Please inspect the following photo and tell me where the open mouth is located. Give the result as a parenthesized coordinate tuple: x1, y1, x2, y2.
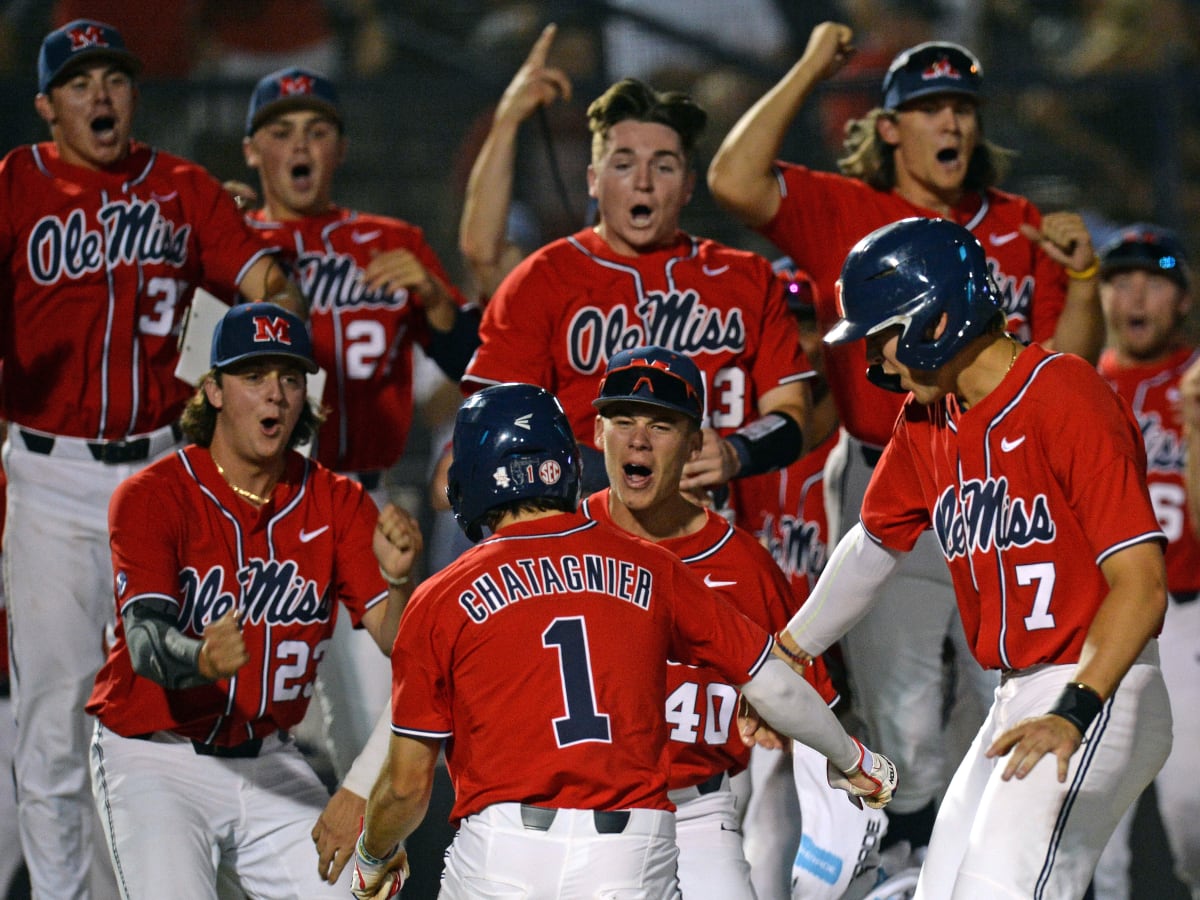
(622, 462, 653, 488)
(630, 204, 653, 225)
(260, 415, 282, 437)
(91, 115, 116, 135)
(936, 148, 959, 164)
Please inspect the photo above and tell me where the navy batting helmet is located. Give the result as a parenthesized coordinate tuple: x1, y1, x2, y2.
(827, 217, 1004, 392)
(447, 383, 582, 541)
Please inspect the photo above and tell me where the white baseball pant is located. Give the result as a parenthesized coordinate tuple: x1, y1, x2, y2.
(914, 644, 1171, 900)
(90, 723, 349, 900)
(4, 431, 178, 899)
(671, 774, 755, 898)
(440, 802, 679, 899)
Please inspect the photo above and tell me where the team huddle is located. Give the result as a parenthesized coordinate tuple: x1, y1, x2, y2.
(0, 13, 1195, 900)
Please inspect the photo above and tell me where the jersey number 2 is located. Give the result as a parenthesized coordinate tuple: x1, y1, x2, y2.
(543, 617, 611, 746)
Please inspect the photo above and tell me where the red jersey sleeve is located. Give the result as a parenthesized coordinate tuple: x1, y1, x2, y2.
(462, 248, 560, 393)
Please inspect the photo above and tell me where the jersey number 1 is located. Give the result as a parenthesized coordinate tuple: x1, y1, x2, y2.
(543, 617, 611, 746)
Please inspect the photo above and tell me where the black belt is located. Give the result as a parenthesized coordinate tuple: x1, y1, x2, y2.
(1173, 590, 1199, 605)
(20, 423, 182, 464)
(130, 732, 264, 758)
(519, 804, 631, 835)
(693, 771, 725, 795)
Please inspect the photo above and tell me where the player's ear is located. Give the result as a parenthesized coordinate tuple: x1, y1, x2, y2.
(593, 415, 606, 450)
(203, 374, 223, 410)
(687, 425, 703, 459)
(587, 163, 599, 200)
(876, 111, 900, 148)
(242, 136, 260, 169)
(34, 93, 55, 127)
(930, 311, 949, 340)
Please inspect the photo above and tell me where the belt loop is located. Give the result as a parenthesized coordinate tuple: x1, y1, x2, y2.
(592, 811, 630, 834)
(519, 805, 557, 831)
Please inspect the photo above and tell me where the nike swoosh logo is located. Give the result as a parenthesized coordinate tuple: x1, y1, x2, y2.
(1000, 436, 1025, 452)
(990, 231, 1019, 246)
(702, 264, 729, 276)
(299, 526, 329, 543)
(704, 574, 737, 588)
(151, 191, 178, 203)
(351, 229, 382, 244)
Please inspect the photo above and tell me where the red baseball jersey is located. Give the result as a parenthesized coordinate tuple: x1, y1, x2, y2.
(388, 510, 775, 823)
(761, 164, 1067, 446)
(87, 446, 387, 744)
(582, 490, 836, 790)
(861, 345, 1164, 671)
(734, 429, 839, 606)
(1099, 345, 1200, 594)
(463, 228, 811, 444)
(243, 207, 469, 472)
(0, 142, 275, 439)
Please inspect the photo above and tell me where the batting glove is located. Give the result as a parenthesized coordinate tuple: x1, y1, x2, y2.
(827, 737, 898, 809)
(351, 830, 407, 899)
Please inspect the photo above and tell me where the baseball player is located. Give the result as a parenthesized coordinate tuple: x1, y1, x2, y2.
(577, 345, 842, 898)
(462, 77, 811, 498)
(351, 382, 896, 898)
(1091, 225, 1200, 900)
(778, 217, 1171, 899)
(85, 302, 420, 900)
(734, 269, 894, 900)
(708, 25, 1106, 855)
(0, 19, 305, 899)
(233, 64, 478, 786)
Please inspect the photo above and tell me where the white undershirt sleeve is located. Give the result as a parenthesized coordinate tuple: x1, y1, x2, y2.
(340, 703, 392, 799)
(784, 523, 903, 657)
(741, 656, 860, 772)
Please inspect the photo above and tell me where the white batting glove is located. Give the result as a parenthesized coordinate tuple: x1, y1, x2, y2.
(827, 737, 898, 809)
(351, 831, 407, 899)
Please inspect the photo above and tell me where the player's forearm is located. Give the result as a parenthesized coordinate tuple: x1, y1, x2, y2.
(459, 116, 521, 280)
(1188, 429, 1200, 536)
(1047, 276, 1104, 364)
(240, 256, 308, 318)
(425, 304, 482, 382)
(741, 656, 859, 772)
(784, 523, 900, 655)
(707, 57, 824, 226)
(1071, 542, 1167, 700)
(363, 747, 436, 858)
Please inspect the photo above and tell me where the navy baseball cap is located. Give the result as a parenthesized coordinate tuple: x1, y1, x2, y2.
(246, 67, 342, 136)
(211, 303, 318, 374)
(38, 19, 141, 94)
(593, 346, 704, 422)
(882, 41, 982, 110)
(1100, 224, 1190, 290)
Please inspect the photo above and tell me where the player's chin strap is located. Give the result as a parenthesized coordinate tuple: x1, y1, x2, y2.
(726, 411, 803, 477)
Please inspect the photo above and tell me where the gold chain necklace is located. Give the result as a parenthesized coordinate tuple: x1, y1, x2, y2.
(214, 460, 271, 506)
(1007, 335, 1020, 372)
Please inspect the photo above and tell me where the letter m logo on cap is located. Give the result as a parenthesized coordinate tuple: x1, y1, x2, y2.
(69, 24, 110, 49)
(253, 315, 293, 345)
(278, 73, 315, 96)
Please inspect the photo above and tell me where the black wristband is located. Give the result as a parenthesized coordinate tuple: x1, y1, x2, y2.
(726, 411, 803, 478)
(425, 304, 481, 381)
(1048, 682, 1104, 734)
